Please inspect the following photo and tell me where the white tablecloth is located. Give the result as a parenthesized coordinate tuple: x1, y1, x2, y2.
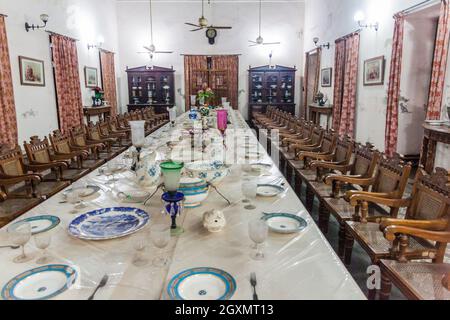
(0, 111, 365, 300)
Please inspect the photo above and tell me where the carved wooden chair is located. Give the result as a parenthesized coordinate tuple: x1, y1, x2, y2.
(141, 108, 157, 133)
(50, 129, 105, 171)
(322, 153, 412, 262)
(253, 106, 275, 125)
(70, 125, 107, 162)
(24, 136, 89, 182)
(346, 167, 450, 300)
(98, 119, 128, 149)
(107, 116, 131, 143)
(305, 142, 380, 232)
(86, 122, 124, 160)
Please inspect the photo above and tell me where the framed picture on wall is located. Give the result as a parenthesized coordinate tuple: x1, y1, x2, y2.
(19, 56, 45, 87)
(321, 68, 332, 87)
(364, 56, 385, 86)
(84, 67, 98, 88)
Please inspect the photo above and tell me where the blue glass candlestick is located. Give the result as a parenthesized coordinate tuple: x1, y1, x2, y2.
(162, 191, 185, 236)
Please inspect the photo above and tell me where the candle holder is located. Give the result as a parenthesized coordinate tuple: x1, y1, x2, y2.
(160, 161, 185, 235)
(129, 121, 146, 172)
(162, 191, 185, 235)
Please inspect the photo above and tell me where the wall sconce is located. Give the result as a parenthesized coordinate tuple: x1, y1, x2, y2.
(25, 14, 49, 32)
(313, 37, 330, 50)
(354, 11, 379, 31)
(87, 36, 104, 50)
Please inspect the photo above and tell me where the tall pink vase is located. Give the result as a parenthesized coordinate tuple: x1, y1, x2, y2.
(216, 109, 228, 134)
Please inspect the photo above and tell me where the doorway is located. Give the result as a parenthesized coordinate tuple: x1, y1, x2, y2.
(303, 49, 321, 118)
(398, 4, 440, 158)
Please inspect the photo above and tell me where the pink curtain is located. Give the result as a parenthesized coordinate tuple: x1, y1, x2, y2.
(0, 15, 18, 146)
(332, 40, 346, 130)
(100, 50, 118, 117)
(385, 14, 405, 156)
(338, 33, 360, 137)
(51, 34, 83, 133)
(426, 0, 450, 120)
(332, 32, 360, 137)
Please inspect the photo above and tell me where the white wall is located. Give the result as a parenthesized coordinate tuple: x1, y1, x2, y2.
(116, 0, 305, 118)
(1, 0, 120, 144)
(304, 0, 449, 169)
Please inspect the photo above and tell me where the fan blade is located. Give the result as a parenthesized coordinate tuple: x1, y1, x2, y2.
(249, 44, 259, 47)
(190, 28, 203, 32)
(263, 42, 281, 45)
(211, 26, 232, 29)
(155, 51, 174, 54)
(248, 40, 257, 44)
(185, 22, 201, 27)
(143, 46, 152, 51)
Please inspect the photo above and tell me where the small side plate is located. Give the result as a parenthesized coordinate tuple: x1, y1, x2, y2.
(262, 213, 307, 234)
(63, 185, 101, 198)
(11, 215, 60, 235)
(256, 184, 285, 197)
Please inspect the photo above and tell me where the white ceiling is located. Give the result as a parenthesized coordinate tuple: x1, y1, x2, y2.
(116, 0, 305, 3)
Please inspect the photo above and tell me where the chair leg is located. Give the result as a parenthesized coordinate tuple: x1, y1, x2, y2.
(286, 163, 293, 186)
(338, 222, 346, 260)
(318, 201, 330, 234)
(280, 156, 286, 176)
(368, 288, 377, 300)
(294, 172, 302, 196)
(344, 229, 354, 266)
(380, 271, 392, 300)
(305, 185, 314, 213)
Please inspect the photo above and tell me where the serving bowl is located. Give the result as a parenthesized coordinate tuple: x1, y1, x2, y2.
(184, 160, 230, 185)
(178, 177, 210, 208)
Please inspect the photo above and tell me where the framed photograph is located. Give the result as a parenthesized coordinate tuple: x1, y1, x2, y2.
(364, 56, 385, 86)
(84, 67, 98, 88)
(321, 68, 332, 87)
(19, 56, 45, 87)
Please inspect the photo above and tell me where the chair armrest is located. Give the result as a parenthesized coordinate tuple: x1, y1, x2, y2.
(345, 190, 393, 199)
(349, 194, 411, 208)
(0, 174, 42, 185)
(299, 152, 333, 162)
(294, 145, 321, 154)
(383, 225, 450, 242)
(380, 218, 448, 232)
(310, 161, 352, 173)
(325, 174, 373, 186)
(25, 161, 68, 171)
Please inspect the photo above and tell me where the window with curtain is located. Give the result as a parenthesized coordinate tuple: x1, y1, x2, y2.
(50, 33, 83, 133)
(0, 15, 18, 146)
(100, 50, 118, 117)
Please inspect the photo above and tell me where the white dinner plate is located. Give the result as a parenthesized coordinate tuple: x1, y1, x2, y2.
(11, 215, 60, 235)
(262, 213, 307, 234)
(257, 184, 285, 197)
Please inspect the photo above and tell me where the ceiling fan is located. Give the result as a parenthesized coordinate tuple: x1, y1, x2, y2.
(138, 0, 173, 59)
(249, 0, 281, 47)
(185, 0, 232, 32)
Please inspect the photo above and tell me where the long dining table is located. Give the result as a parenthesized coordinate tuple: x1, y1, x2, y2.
(0, 110, 365, 300)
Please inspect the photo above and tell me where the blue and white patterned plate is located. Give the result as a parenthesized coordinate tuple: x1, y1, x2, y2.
(68, 207, 150, 240)
(1, 264, 77, 300)
(12, 215, 60, 235)
(167, 267, 236, 300)
(262, 213, 307, 234)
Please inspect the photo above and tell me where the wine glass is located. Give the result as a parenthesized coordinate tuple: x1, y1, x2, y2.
(150, 223, 171, 267)
(8, 222, 33, 263)
(241, 176, 257, 210)
(34, 232, 51, 264)
(248, 219, 268, 260)
(132, 231, 149, 267)
(66, 189, 82, 214)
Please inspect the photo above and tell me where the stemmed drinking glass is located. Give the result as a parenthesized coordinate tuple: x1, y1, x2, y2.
(151, 223, 171, 267)
(34, 232, 52, 264)
(132, 231, 149, 267)
(8, 222, 33, 263)
(248, 219, 268, 260)
(241, 176, 257, 210)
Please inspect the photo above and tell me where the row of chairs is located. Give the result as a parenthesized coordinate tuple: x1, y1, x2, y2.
(0, 107, 169, 227)
(253, 106, 450, 300)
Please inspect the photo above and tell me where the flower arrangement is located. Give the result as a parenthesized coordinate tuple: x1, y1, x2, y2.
(92, 87, 104, 106)
(197, 82, 214, 105)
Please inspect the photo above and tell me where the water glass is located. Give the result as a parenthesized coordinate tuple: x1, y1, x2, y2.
(241, 176, 257, 210)
(248, 219, 268, 260)
(132, 231, 149, 267)
(34, 233, 52, 264)
(150, 224, 171, 267)
(8, 222, 32, 263)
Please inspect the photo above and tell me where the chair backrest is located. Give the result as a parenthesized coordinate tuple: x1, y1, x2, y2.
(0, 144, 25, 176)
(320, 130, 338, 154)
(70, 126, 87, 147)
(350, 142, 380, 177)
(24, 136, 52, 164)
(98, 120, 111, 137)
(406, 168, 450, 223)
(86, 122, 102, 141)
(310, 126, 324, 145)
(49, 130, 71, 154)
(334, 135, 354, 164)
(373, 153, 412, 197)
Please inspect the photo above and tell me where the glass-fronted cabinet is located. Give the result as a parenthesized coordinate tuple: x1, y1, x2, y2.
(248, 65, 296, 121)
(126, 65, 175, 113)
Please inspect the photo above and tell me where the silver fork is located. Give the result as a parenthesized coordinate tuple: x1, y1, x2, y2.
(88, 274, 109, 300)
(250, 272, 258, 300)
